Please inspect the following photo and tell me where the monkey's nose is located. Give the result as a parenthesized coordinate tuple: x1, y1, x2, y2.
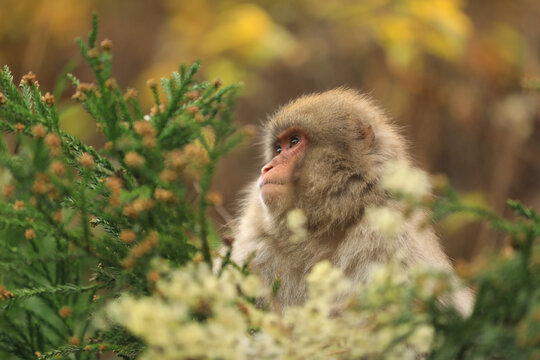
(261, 164, 273, 175)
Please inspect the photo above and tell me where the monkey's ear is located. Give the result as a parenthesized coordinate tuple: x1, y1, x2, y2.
(357, 124, 375, 149)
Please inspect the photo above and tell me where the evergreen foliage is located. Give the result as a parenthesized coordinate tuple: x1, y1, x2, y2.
(0, 14, 240, 359)
(428, 185, 540, 359)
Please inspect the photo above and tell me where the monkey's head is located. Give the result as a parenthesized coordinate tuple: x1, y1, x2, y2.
(258, 88, 407, 235)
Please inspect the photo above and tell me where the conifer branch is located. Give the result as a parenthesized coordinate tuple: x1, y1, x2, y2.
(8, 283, 108, 304)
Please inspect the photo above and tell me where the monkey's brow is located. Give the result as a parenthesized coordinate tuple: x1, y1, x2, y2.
(275, 127, 304, 139)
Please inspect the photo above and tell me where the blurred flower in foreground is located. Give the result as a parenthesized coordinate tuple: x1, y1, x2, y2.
(286, 208, 307, 243)
(366, 206, 404, 239)
(381, 159, 431, 200)
(105, 258, 442, 359)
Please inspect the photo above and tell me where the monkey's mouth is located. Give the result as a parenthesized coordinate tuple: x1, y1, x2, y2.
(258, 179, 286, 189)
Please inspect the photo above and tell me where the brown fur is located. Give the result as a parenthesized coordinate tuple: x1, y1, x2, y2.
(230, 88, 473, 315)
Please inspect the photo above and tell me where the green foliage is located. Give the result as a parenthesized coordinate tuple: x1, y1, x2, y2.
(428, 183, 540, 359)
(0, 14, 239, 359)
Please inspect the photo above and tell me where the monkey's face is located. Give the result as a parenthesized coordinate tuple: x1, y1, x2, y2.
(256, 88, 407, 234)
(258, 128, 308, 210)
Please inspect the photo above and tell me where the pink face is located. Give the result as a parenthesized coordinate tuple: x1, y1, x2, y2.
(258, 128, 308, 207)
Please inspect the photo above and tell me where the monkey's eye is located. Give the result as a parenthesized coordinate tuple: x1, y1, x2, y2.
(290, 135, 300, 147)
(275, 144, 282, 154)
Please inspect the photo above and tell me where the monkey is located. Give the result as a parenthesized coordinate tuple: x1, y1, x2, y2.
(228, 88, 473, 316)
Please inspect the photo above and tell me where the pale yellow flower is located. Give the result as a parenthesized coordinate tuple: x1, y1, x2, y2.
(104, 257, 442, 359)
(286, 208, 307, 243)
(366, 206, 405, 239)
(381, 159, 431, 200)
(241, 274, 264, 297)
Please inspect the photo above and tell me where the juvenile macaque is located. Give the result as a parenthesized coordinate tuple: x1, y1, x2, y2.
(230, 88, 473, 315)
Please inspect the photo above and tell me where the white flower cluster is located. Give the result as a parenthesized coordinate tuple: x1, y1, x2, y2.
(366, 160, 434, 240)
(365, 206, 404, 239)
(286, 208, 307, 243)
(106, 259, 449, 359)
(107, 263, 267, 360)
(381, 159, 431, 200)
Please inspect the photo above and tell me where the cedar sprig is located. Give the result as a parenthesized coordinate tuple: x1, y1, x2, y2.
(0, 13, 240, 359)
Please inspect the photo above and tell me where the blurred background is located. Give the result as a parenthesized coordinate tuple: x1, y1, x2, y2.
(1, 0, 538, 262)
